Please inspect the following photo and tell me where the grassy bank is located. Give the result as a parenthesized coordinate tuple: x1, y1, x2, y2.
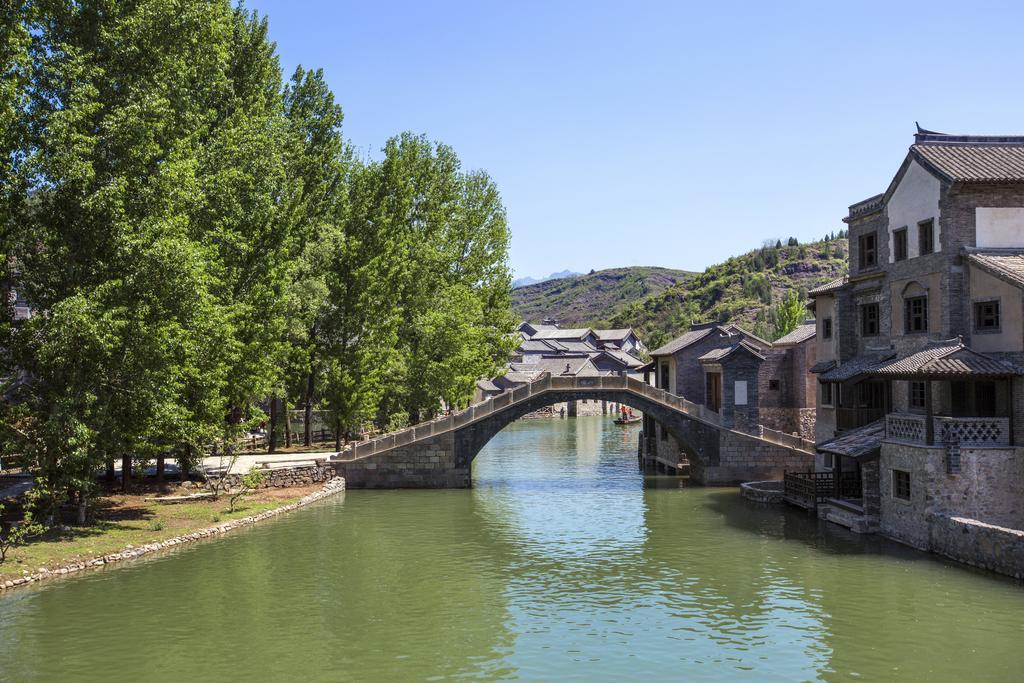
(1, 485, 320, 585)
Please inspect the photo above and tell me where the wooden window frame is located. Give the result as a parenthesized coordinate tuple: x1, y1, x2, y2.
(894, 227, 908, 262)
(918, 219, 934, 255)
(858, 232, 877, 269)
(822, 317, 833, 340)
(892, 469, 911, 500)
(909, 381, 926, 412)
(861, 303, 880, 337)
(904, 296, 928, 334)
(973, 299, 1001, 333)
(821, 382, 834, 407)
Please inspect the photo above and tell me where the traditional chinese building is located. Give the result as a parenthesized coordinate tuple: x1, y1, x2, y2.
(795, 127, 1024, 576)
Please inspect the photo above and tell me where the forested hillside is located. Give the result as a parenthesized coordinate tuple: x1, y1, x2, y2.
(608, 237, 848, 349)
(512, 267, 693, 326)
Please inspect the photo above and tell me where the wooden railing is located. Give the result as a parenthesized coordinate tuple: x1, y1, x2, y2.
(783, 471, 833, 509)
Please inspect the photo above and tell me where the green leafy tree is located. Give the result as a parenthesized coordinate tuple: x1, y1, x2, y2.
(228, 465, 268, 513)
(279, 65, 347, 448)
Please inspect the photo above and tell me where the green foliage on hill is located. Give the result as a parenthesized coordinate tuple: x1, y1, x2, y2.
(512, 267, 694, 327)
(607, 236, 849, 349)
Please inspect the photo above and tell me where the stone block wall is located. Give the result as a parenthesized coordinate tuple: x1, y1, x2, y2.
(880, 441, 1024, 550)
(703, 430, 814, 485)
(331, 431, 469, 488)
(218, 463, 336, 489)
(929, 515, 1024, 580)
(759, 407, 815, 440)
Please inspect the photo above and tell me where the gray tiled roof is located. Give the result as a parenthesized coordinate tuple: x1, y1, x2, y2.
(476, 379, 500, 392)
(698, 341, 766, 363)
(913, 143, 1024, 183)
(651, 324, 769, 356)
(809, 359, 836, 374)
(529, 328, 592, 341)
(510, 356, 594, 376)
(817, 352, 897, 382)
(869, 340, 1024, 378)
(600, 348, 645, 368)
(818, 420, 885, 460)
(967, 251, 1024, 290)
(773, 322, 816, 346)
(808, 276, 848, 297)
(593, 328, 633, 341)
(650, 327, 715, 356)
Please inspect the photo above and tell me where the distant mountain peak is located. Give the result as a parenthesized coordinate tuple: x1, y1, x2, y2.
(512, 270, 583, 289)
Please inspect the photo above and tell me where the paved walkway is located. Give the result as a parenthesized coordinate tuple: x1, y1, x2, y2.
(111, 451, 340, 476)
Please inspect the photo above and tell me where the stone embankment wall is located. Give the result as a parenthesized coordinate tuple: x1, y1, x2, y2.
(930, 516, 1024, 580)
(217, 462, 335, 489)
(0, 477, 345, 593)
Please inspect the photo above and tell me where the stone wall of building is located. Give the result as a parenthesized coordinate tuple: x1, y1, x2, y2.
(759, 407, 815, 440)
(879, 441, 1024, 549)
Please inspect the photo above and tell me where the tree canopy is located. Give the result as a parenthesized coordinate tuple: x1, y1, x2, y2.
(1, 0, 515, 515)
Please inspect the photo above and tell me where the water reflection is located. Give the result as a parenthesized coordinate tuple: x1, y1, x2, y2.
(1, 416, 1022, 681)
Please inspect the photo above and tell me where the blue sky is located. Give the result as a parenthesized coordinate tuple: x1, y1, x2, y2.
(248, 0, 1024, 279)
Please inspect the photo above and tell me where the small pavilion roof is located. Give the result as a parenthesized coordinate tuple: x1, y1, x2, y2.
(818, 420, 885, 461)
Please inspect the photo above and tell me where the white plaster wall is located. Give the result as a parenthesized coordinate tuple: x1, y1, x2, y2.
(976, 208, 1024, 248)
(968, 266, 1024, 352)
(657, 357, 677, 394)
(887, 160, 941, 261)
(815, 295, 837, 361)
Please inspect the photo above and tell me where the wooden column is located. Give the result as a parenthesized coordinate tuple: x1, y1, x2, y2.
(925, 379, 934, 446)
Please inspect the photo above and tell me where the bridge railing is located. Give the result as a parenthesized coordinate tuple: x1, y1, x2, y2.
(336, 370, 802, 463)
(758, 425, 815, 452)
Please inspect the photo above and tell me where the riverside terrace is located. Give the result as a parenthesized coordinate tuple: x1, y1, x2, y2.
(328, 373, 815, 488)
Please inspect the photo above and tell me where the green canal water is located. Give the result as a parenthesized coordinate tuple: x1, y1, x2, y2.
(2, 416, 1024, 681)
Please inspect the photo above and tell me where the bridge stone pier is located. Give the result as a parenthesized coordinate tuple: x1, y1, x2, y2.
(330, 374, 815, 488)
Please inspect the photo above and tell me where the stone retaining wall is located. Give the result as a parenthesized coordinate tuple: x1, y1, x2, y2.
(217, 462, 334, 489)
(930, 515, 1024, 580)
(0, 477, 345, 593)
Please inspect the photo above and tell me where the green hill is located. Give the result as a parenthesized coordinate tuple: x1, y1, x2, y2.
(511, 266, 694, 327)
(608, 238, 849, 349)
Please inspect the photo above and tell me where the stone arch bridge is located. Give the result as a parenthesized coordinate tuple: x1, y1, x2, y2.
(329, 374, 815, 488)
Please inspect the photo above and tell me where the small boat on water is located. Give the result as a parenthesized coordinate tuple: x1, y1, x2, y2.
(613, 414, 642, 425)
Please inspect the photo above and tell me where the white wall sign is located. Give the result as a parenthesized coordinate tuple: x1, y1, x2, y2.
(734, 380, 748, 405)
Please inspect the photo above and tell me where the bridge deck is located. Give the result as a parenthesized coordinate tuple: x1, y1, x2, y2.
(331, 374, 815, 464)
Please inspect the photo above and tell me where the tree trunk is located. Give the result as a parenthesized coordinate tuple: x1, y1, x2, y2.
(284, 397, 292, 448)
(105, 457, 115, 482)
(156, 452, 165, 483)
(304, 371, 314, 447)
(121, 453, 131, 492)
(268, 397, 278, 453)
(334, 417, 342, 451)
(181, 445, 192, 482)
(76, 490, 87, 525)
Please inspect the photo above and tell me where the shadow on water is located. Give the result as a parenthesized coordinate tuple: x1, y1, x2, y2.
(702, 486, 1002, 568)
